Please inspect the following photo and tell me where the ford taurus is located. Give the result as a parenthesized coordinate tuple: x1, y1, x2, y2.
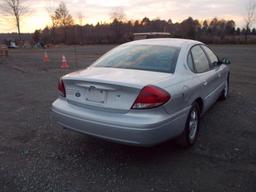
(52, 38, 231, 147)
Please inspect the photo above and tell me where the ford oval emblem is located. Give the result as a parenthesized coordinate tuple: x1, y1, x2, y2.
(75, 92, 81, 97)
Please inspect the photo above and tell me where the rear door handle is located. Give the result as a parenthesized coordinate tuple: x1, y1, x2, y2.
(203, 81, 208, 86)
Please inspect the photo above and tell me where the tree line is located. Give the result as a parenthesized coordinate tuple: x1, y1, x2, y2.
(1, 1, 256, 44)
(33, 1, 256, 44)
(34, 16, 256, 45)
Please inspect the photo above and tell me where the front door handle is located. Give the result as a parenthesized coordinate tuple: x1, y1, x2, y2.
(203, 81, 208, 86)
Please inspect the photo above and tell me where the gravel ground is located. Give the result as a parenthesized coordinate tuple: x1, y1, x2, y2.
(0, 44, 255, 192)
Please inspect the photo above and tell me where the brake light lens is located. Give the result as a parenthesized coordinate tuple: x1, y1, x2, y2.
(58, 79, 66, 97)
(132, 85, 170, 109)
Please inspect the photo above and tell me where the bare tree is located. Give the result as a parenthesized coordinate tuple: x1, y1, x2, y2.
(52, 2, 74, 27)
(0, 0, 28, 39)
(47, 1, 74, 43)
(46, 6, 57, 28)
(77, 12, 85, 44)
(244, 1, 256, 42)
(78, 12, 84, 26)
(45, 0, 58, 44)
(110, 8, 126, 43)
(110, 7, 126, 22)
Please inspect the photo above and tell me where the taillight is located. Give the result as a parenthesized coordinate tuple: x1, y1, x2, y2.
(58, 79, 66, 97)
(132, 85, 170, 109)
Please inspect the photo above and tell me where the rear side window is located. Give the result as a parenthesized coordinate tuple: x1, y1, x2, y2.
(201, 45, 218, 68)
(191, 45, 210, 73)
(93, 45, 181, 73)
(187, 52, 195, 72)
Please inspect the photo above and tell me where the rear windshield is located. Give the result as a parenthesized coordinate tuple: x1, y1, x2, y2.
(92, 44, 181, 73)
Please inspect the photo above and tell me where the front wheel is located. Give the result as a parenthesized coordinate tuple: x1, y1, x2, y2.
(175, 102, 200, 148)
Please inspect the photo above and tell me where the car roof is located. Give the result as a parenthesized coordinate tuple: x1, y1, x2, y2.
(125, 38, 203, 48)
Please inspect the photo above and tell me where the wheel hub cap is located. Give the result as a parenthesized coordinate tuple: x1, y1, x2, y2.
(189, 110, 198, 141)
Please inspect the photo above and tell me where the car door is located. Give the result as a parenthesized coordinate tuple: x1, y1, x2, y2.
(201, 45, 226, 94)
(190, 45, 218, 111)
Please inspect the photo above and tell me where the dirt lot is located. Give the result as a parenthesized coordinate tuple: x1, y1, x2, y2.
(0, 44, 256, 192)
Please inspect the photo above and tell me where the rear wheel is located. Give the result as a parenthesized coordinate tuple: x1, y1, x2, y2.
(175, 102, 200, 148)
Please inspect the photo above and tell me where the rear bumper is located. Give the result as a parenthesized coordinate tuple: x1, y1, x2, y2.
(52, 98, 190, 146)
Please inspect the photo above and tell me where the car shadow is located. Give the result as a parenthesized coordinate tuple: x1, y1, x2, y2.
(72, 134, 191, 165)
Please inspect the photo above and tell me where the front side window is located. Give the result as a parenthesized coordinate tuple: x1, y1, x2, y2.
(92, 44, 181, 73)
(191, 45, 210, 73)
(201, 45, 218, 68)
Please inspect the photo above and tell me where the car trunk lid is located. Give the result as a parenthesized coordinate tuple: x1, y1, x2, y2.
(63, 67, 172, 112)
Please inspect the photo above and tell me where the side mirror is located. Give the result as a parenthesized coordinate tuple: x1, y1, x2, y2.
(219, 58, 231, 65)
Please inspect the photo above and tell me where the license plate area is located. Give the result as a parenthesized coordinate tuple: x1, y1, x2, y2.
(85, 87, 106, 103)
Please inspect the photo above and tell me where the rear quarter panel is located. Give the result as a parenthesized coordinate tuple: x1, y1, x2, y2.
(163, 75, 201, 116)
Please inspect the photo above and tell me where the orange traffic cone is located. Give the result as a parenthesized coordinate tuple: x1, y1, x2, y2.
(60, 55, 69, 69)
(43, 51, 49, 63)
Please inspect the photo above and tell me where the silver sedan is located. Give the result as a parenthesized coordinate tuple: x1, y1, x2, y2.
(52, 38, 231, 147)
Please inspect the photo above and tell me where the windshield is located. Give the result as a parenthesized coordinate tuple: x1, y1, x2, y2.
(92, 44, 181, 73)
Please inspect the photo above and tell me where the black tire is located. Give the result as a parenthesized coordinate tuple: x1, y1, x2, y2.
(175, 102, 200, 148)
(219, 76, 229, 100)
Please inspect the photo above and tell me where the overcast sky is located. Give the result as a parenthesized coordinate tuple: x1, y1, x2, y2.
(0, 0, 253, 33)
